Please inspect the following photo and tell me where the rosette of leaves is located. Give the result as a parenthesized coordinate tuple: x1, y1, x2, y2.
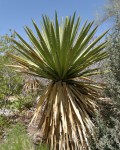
(8, 13, 108, 150)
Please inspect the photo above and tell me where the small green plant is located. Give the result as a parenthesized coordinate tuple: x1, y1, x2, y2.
(0, 123, 34, 150)
(0, 115, 12, 139)
(8, 94, 35, 111)
(0, 115, 10, 128)
(0, 123, 48, 150)
(36, 144, 49, 150)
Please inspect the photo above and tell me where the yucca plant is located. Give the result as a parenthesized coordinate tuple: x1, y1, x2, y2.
(8, 13, 108, 150)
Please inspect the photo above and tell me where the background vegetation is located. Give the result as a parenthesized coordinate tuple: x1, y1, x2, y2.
(91, 0, 120, 149)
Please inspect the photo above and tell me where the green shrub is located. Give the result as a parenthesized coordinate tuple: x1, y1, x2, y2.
(7, 94, 35, 111)
(90, 113, 120, 150)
